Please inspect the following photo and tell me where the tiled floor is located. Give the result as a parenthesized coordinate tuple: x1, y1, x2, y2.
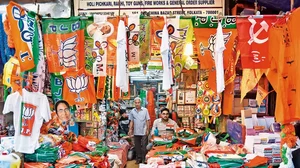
(126, 160, 139, 168)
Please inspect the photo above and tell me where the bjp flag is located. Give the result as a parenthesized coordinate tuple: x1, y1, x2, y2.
(193, 16, 237, 70)
(150, 16, 165, 57)
(63, 68, 96, 105)
(6, 1, 36, 72)
(43, 17, 85, 73)
(236, 16, 277, 69)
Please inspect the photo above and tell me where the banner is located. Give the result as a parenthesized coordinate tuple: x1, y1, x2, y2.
(236, 16, 277, 69)
(6, 1, 36, 72)
(150, 16, 165, 57)
(63, 68, 96, 105)
(173, 18, 194, 78)
(192, 16, 237, 70)
(139, 17, 151, 64)
(43, 17, 85, 73)
(127, 15, 140, 72)
(83, 16, 95, 73)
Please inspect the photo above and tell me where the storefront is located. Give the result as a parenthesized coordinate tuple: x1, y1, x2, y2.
(0, 0, 299, 168)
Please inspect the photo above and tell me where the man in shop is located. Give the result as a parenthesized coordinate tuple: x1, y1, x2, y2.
(128, 97, 150, 164)
(146, 108, 179, 150)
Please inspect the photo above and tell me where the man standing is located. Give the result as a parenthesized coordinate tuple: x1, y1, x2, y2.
(128, 97, 150, 164)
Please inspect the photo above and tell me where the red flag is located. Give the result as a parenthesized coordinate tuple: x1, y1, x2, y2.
(237, 16, 277, 69)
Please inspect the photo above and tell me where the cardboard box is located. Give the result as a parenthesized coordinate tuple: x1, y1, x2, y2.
(243, 99, 249, 106)
(233, 107, 244, 116)
(234, 98, 243, 107)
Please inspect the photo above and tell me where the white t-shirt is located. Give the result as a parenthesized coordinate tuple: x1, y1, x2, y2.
(116, 20, 129, 93)
(3, 89, 51, 154)
(214, 22, 226, 93)
(161, 24, 173, 91)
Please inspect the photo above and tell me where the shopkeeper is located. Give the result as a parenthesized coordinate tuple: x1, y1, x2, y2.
(146, 108, 179, 150)
(151, 108, 178, 136)
(128, 97, 150, 164)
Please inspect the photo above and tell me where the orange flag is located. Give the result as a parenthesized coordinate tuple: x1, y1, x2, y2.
(240, 69, 265, 102)
(6, 1, 35, 72)
(256, 85, 269, 106)
(10, 75, 23, 95)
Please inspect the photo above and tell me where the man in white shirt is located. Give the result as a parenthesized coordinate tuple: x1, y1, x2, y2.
(129, 97, 150, 164)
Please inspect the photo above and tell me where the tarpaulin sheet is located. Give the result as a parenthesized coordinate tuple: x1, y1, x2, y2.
(245, 0, 300, 12)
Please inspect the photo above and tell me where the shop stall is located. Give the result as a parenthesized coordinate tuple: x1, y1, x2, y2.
(0, 0, 300, 168)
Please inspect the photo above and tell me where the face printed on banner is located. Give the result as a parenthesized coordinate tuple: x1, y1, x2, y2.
(87, 22, 114, 38)
(56, 102, 71, 126)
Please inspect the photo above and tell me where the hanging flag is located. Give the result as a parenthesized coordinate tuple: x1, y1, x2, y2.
(127, 15, 140, 72)
(83, 16, 95, 73)
(161, 22, 173, 91)
(63, 68, 96, 105)
(192, 16, 237, 70)
(87, 15, 110, 77)
(173, 17, 194, 78)
(139, 17, 151, 64)
(150, 16, 165, 57)
(240, 69, 265, 102)
(50, 74, 63, 104)
(256, 85, 272, 106)
(32, 21, 45, 93)
(225, 36, 240, 85)
(6, 1, 36, 72)
(237, 15, 277, 69)
(43, 17, 85, 73)
(3, 57, 20, 88)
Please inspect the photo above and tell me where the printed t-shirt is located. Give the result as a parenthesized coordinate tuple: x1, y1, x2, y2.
(3, 88, 51, 154)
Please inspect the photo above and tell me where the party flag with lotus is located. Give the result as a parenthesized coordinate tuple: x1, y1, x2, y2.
(192, 16, 237, 70)
(63, 68, 96, 105)
(42, 17, 85, 73)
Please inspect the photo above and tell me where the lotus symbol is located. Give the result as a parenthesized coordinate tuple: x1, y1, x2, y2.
(23, 107, 35, 120)
(55, 35, 78, 68)
(199, 32, 232, 59)
(66, 75, 89, 102)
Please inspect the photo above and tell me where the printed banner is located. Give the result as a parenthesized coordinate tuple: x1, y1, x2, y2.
(192, 16, 237, 70)
(236, 16, 277, 69)
(50, 74, 63, 104)
(128, 15, 140, 62)
(6, 1, 36, 72)
(43, 17, 85, 73)
(139, 17, 151, 64)
(32, 21, 45, 93)
(106, 17, 119, 65)
(63, 68, 96, 105)
(83, 16, 95, 73)
(87, 15, 109, 77)
(173, 18, 194, 77)
(150, 16, 165, 57)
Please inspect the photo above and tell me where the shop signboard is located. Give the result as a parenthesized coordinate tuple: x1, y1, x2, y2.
(75, 0, 224, 16)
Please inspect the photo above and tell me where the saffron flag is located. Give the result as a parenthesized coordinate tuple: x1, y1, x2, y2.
(63, 68, 96, 105)
(256, 85, 271, 106)
(43, 17, 85, 73)
(150, 16, 165, 57)
(6, 1, 36, 72)
(192, 16, 237, 70)
(236, 16, 277, 69)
